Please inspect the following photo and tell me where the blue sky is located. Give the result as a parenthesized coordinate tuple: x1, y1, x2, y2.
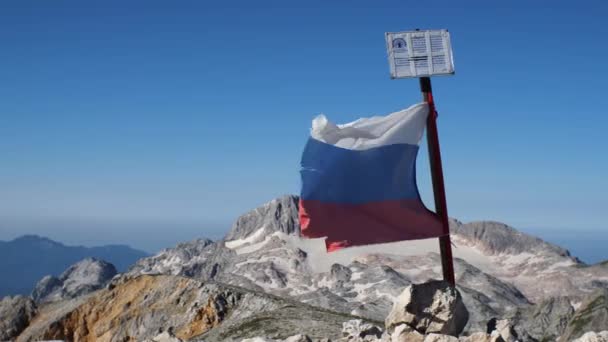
(1, 1, 607, 251)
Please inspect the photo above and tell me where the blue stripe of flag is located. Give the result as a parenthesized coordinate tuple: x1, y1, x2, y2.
(300, 138, 421, 204)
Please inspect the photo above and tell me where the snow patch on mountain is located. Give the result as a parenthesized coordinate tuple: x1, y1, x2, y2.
(225, 226, 269, 249)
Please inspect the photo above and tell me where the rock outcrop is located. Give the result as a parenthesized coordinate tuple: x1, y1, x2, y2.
(385, 280, 469, 336)
(31, 257, 117, 303)
(449, 220, 572, 257)
(485, 318, 518, 342)
(561, 289, 608, 341)
(17, 274, 372, 342)
(143, 331, 184, 342)
(507, 296, 574, 340)
(341, 319, 383, 341)
(572, 331, 608, 342)
(225, 195, 300, 241)
(0, 295, 37, 341)
(241, 335, 314, 342)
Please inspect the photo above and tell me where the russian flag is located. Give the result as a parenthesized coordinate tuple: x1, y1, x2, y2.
(299, 103, 444, 252)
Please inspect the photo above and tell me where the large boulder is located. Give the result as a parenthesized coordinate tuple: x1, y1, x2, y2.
(391, 324, 425, 342)
(32, 257, 117, 303)
(385, 280, 469, 337)
(561, 289, 608, 341)
(424, 333, 459, 341)
(485, 318, 517, 342)
(0, 295, 37, 340)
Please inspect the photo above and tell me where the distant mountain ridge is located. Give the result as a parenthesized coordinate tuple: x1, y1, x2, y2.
(5, 195, 608, 341)
(0, 235, 147, 297)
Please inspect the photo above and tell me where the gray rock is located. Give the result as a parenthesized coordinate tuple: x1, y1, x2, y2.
(385, 280, 469, 336)
(225, 195, 300, 240)
(457, 332, 499, 342)
(31, 275, 62, 301)
(391, 324, 425, 342)
(449, 220, 572, 258)
(424, 333, 459, 342)
(453, 257, 530, 333)
(330, 264, 352, 285)
(341, 319, 382, 341)
(143, 331, 184, 342)
(507, 296, 574, 341)
(283, 334, 313, 342)
(31, 257, 117, 303)
(572, 331, 608, 342)
(0, 295, 37, 341)
(127, 238, 219, 277)
(561, 289, 608, 341)
(485, 319, 517, 342)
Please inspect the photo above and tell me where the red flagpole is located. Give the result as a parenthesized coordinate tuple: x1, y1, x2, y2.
(420, 76, 456, 286)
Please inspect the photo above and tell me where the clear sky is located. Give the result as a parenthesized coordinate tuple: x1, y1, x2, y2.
(1, 1, 607, 252)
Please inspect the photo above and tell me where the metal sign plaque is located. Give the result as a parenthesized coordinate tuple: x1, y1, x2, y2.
(386, 29, 455, 79)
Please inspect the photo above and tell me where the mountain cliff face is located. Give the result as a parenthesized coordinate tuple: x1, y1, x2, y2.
(0, 235, 147, 297)
(4, 195, 608, 341)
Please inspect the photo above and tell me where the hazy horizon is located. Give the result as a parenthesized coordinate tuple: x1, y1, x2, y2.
(0, 216, 228, 253)
(1, 213, 606, 264)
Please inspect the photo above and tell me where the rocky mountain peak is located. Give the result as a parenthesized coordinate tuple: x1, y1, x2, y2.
(31, 257, 117, 303)
(225, 195, 299, 241)
(60, 257, 117, 281)
(450, 220, 574, 259)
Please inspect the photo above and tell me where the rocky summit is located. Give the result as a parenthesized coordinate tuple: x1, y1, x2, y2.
(2, 195, 608, 341)
(31, 258, 117, 304)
